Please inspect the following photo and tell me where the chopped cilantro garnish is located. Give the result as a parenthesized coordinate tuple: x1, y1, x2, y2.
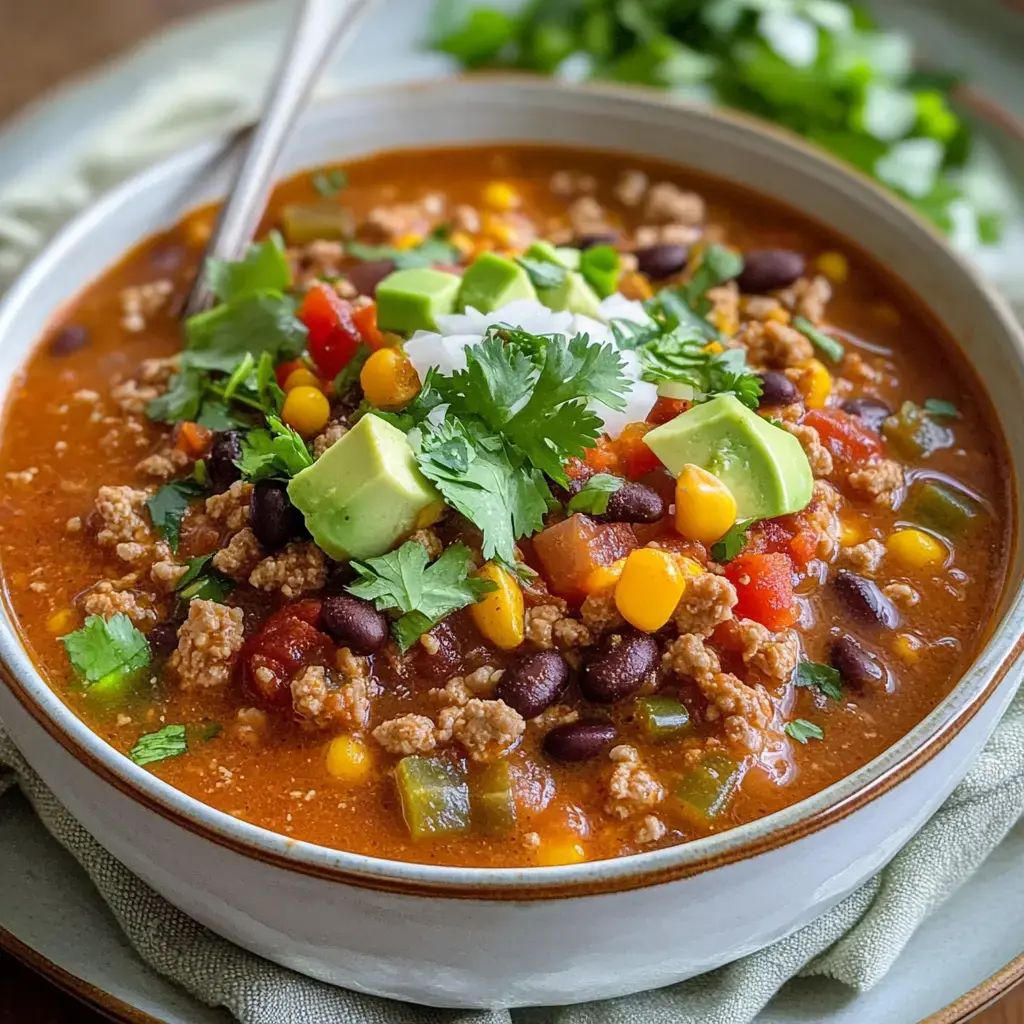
(310, 168, 348, 198)
(205, 235, 291, 303)
(175, 553, 235, 604)
(681, 245, 744, 313)
(785, 718, 825, 744)
(236, 416, 313, 482)
(794, 661, 843, 701)
(130, 724, 188, 767)
(923, 398, 960, 419)
(579, 245, 620, 299)
(347, 227, 459, 270)
(146, 478, 207, 552)
(709, 517, 756, 564)
(567, 473, 624, 515)
(346, 541, 497, 651)
(515, 255, 567, 290)
(60, 614, 150, 684)
(793, 316, 845, 362)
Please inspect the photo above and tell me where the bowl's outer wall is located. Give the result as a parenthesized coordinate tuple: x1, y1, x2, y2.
(0, 79, 1023, 1006)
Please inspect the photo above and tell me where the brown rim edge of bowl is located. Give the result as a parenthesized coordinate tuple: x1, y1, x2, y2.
(4, 627, 1023, 900)
(921, 953, 1024, 1024)
(0, 75, 1022, 900)
(0, 924, 164, 1024)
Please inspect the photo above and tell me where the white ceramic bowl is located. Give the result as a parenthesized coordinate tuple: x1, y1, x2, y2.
(1, 78, 1022, 1009)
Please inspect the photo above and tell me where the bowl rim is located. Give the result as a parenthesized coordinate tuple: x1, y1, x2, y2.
(1, 74, 1023, 899)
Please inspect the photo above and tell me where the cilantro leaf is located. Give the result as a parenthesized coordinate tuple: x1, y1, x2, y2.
(130, 724, 188, 767)
(346, 540, 497, 651)
(681, 245, 743, 313)
(205, 235, 291, 304)
(785, 718, 825, 744)
(175, 553, 235, 604)
(648, 287, 721, 342)
(567, 473, 624, 515)
(610, 317, 662, 351)
(709, 517, 756, 564)
(793, 316, 845, 362)
(146, 479, 207, 552)
(579, 244, 621, 299)
(347, 227, 459, 270)
(923, 398, 960, 419)
(60, 614, 150, 684)
(236, 416, 313, 482)
(795, 661, 843, 701)
(515, 256, 567, 290)
(196, 400, 251, 430)
(311, 168, 348, 198)
(146, 367, 206, 424)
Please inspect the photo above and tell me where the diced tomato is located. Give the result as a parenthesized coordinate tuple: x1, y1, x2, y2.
(646, 396, 691, 425)
(532, 513, 637, 602)
(724, 552, 797, 630)
(584, 435, 621, 475)
(615, 422, 661, 480)
(298, 282, 361, 379)
(747, 516, 817, 569)
(564, 456, 592, 483)
(241, 601, 332, 709)
(173, 421, 213, 459)
(275, 358, 304, 389)
(351, 301, 385, 350)
(803, 408, 883, 466)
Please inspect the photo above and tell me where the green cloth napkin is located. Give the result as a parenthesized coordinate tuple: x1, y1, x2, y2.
(0, 7, 1023, 1019)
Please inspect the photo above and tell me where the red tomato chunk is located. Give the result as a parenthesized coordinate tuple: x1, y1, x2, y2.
(803, 408, 883, 466)
(724, 552, 797, 630)
(532, 514, 637, 602)
(298, 282, 361, 379)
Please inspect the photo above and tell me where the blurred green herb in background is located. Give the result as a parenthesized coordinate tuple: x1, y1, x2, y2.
(431, 0, 1008, 244)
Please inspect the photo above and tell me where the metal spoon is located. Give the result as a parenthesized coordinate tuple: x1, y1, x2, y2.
(183, 0, 378, 318)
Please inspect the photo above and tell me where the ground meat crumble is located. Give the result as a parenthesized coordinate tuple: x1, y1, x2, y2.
(605, 744, 665, 819)
(248, 542, 327, 598)
(169, 599, 245, 691)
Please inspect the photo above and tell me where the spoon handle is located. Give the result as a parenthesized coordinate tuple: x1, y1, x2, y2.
(183, 0, 377, 318)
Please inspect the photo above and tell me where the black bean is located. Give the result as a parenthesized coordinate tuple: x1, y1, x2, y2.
(543, 720, 618, 762)
(842, 397, 892, 435)
(830, 634, 884, 691)
(47, 324, 89, 357)
(756, 370, 798, 408)
(324, 560, 357, 594)
(497, 651, 569, 719)
(833, 570, 899, 629)
(596, 482, 666, 524)
(206, 430, 243, 494)
(635, 244, 689, 281)
(345, 259, 397, 298)
(250, 480, 305, 550)
(321, 594, 389, 655)
(575, 232, 619, 250)
(146, 622, 178, 659)
(581, 629, 660, 704)
(737, 249, 806, 294)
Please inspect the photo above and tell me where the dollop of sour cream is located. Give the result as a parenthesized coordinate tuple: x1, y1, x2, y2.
(402, 295, 660, 438)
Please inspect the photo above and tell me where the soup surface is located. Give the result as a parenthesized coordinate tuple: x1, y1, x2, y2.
(0, 146, 1010, 868)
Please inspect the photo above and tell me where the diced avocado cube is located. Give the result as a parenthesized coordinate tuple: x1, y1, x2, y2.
(537, 270, 603, 319)
(287, 413, 441, 561)
(457, 252, 536, 313)
(471, 760, 517, 836)
(376, 268, 461, 335)
(634, 696, 693, 743)
(396, 756, 471, 840)
(673, 753, 743, 827)
(524, 240, 581, 271)
(643, 395, 814, 520)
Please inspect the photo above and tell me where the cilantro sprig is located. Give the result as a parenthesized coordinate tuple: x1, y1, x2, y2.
(175, 553, 235, 604)
(567, 473, 624, 515)
(146, 478, 207, 552)
(793, 316, 845, 363)
(785, 718, 825, 744)
(236, 416, 314, 482)
(346, 540, 497, 651)
(347, 226, 460, 270)
(61, 614, 150, 685)
(795, 661, 843, 701)
(130, 725, 188, 767)
(709, 517, 756, 564)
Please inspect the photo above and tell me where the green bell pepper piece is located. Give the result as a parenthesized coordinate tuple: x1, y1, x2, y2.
(908, 480, 980, 537)
(634, 696, 693, 743)
(471, 760, 517, 836)
(280, 202, 353, 246)
(396, 756, 471, 840)
(674, 753, 744, 826)
(882, 401, 955, 459)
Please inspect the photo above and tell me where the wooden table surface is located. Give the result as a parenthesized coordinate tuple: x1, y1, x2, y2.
(0, 0, 1019, 1021)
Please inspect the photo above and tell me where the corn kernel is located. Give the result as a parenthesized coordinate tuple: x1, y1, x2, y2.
(584, 557, 627, 596)
(46, 608, 77, 635)
(280, 385, 330, 438)
(801, 358, 832, 410)
(534, 837, 587, 866)
(710, 307, 739, 337)
(886, 528, 946, 570)
(482, 181, 520, 212)
(449, 230, 475, 257)
(470, 562, 524, 650)
(674, 464, 738, 545)
(765, 306, 791, 324)
(839, 515, 867, 547)
(359, 347, 421, 410)
(619, 270, 653, 301)
(702, 341, 725, 354)
(326, 735, 373, 784)
(415, 500, 446, 530)
(283, 367, 322, 393)
(892, 633, 924, 664)
(394, 232, 424, 251)
(481, 212, 517, 248)
(816, 251, 849, 283)
(614, 548, 686, 633)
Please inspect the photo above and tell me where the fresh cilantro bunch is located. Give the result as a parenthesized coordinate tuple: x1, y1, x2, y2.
(236, 415, 314, 482)
(347, 540, 497, 650)
(60, 614, 151, 702)
(148, 236, 305, 428)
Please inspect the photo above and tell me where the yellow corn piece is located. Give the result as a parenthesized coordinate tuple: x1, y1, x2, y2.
(359, 348, 421, 410)
(283, 367, 322, 393)
(583, 557, 627, 596)
(534, 837, 587, 866)
(892, 633, 924, 665)
(839, 514, 867, 547)
(326, 735, 373, 784)
(710, 307, 739, 337)
(765, 306, 791, 325)
(702, 341, 725, 355)
(449, 230, 476, 257)
(800, 358, 832, 410)
(619, 270, 653, 301)
(482, 181, 520, 212)
(614, 548, 686, 633)
(281, 385, 331, 438)
(414, 500, 447, 530)
(816, 251, 849, 283)
(46, 608, 77, 636)
(481, 212, 516, 248)
(674, 464, 738, 545)
(470, 562, 524, 650)
(886, 528, 946, 570)
(394, 232, 424, 251)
